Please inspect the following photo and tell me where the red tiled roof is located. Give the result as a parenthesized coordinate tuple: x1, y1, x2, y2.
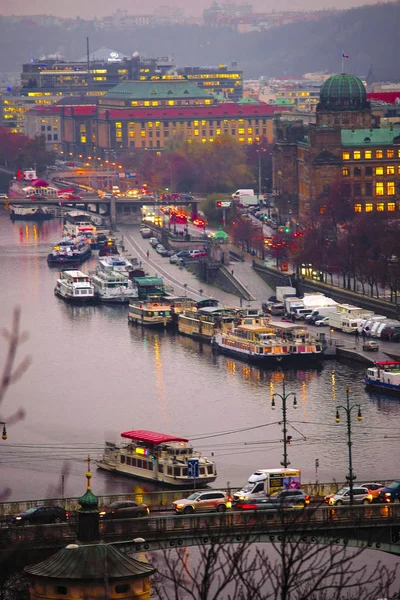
(367, 92, 400, 104)
(98, 103, 276, 120)
(121, 430, 189, 445)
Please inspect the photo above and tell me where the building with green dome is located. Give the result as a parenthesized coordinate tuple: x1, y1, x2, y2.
(273, 73, 400, 221)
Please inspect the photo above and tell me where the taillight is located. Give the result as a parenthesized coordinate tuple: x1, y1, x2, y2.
(305, 496, 310, 503)
(241, 504, 257, 510)
(66, 512, 69, 518)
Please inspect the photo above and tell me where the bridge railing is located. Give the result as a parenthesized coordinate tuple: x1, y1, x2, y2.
(0, 480, 395, 519)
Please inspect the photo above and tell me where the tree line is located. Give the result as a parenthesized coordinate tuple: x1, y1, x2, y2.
(0, 127, 55, 174)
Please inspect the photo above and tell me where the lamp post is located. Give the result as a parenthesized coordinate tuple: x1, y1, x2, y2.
(256, 146, 266, 202)
(0, 422, 7, 440)
(335, 386, 362, 505)
(271, 376, 297, 467)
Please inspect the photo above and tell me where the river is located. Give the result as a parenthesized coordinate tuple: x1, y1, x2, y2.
(0, 209, 398, 503)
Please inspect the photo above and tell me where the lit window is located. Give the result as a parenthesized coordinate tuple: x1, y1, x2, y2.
(353, 151, 361, 160)
(247, 137, 253, 144)
(216, 128, 221, 135)
(144, 101, 150, 106)
(140, 131, 146, 137)
(201, 120, 206, 126)
(131, 101, 138, 106)
(155, 122, 160, 127)
(342, 152, 350, 160)
(115, 122, 122, 129)
(387, 149, 394, 158)
(247, 128, 252, 134)
(354, 204, 362, 213)
(376, 150, 383, 158)
(375, 167, 384, 175)
(202, 138, 207, 143)
(239, 138, 245, 143)
(388, 202, 395, 212)
(364, 150, 372, 159)
(375, 182, 384, 196)
(398, 149, 400, 158)
(194, 130, 199, 136)
(342, 168, 349, 177)
(151, 101, 159, 106)
(365, 203, 373, 212)
(386, 165, 395, 175)
(80, 136, 86, 143)
(238, 128, 245, 134)
(148, 122, 153, 127)
(167, 100, 175, 106)
(387, 181, 395, 195)
(376, 203, 385, 212)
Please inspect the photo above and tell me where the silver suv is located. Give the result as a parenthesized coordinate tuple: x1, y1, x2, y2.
(173, 491, 232, 514)
(324, 487, 372, 506)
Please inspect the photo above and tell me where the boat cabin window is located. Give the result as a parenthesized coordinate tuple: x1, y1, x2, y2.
(126, 457, 131, 466)
(158, 464, 163, 473)
(137, 459, 142, 468)
(167, 466, 173, 475)
(207, 465, 214, 474)
(174, 467, 180, 477)
(120, 455, 125, 464)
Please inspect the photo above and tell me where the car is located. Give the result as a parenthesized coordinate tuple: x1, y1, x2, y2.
(324, 487, 372, 506)
(315, 316, 330, 327)
(11, 505, 68, 525)
(169, 251, 191, 264)
(157, 246, 170, 257)
(360, 482, 384, 501)
(99, 500, 150, 519)
(378, 480, 400, 503)
(150, 237, 159, 248)
(235, 489, 310, 511)
(189, 250, 207, 258)
(362, 340, 379, 351)
(173, 490, 232, 514)
(0, 193, 8, 199)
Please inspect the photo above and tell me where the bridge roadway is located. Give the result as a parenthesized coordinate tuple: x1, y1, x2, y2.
(2, 504, 400, 561)
(1, 196, 198, 208)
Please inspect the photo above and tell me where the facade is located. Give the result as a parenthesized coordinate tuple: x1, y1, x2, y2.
(273, 73, 400, 222)
(25, 105, 61, 151)
(176, 65, 243, 102)
(1, 94, 26, 133)
(58, 80, 275, 156)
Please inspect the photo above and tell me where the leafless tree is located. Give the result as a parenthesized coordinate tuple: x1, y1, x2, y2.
(151, 507, 398, 600)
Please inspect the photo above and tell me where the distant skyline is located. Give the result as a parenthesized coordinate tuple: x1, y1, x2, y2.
(0, 0, 385, 19)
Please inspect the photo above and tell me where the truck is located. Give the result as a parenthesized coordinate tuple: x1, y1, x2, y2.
(328, 307, 373, 332)
(237, 194, 259, 208)
(284, 296, 304, 315)
(233, 468, 301, 504)
(276, 286, 297, 303)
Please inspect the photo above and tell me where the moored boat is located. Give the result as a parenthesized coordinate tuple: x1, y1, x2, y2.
(47, 236, 92, 266)
(178, 306, 240, 342)
(212, 318, 323, 364)
(10, 205, 52, 221)
(98, 255, 136, 277)
(128, 299, 172, 327)
(54, 269, 95, 303)
(364, 361, 400, 396)
(96, 429, 217, 487)
(91, 269, 138, 303)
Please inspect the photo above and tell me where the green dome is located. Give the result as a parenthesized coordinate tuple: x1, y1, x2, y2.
(214, 228, 229, 241)
(318, 74, 368, 111)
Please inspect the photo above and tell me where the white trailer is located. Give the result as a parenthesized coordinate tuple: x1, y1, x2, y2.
(276, 286, 297, 303)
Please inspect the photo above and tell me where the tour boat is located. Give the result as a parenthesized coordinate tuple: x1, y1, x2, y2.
(364, 361, 400, 396)
(96, 430, 217, 487)
(10, 205, 52, 221)
(98, 255, 136, 277)
(91, 269, 138, 304)
(178, 306, 241, 342)
(47, 236, 92, 266)
(128, 299, 172, 327)
(54, 270, 95, 303)
(212, 318, 323, 364)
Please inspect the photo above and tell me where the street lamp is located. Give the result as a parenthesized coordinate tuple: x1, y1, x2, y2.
(335, 386, 362, 504)
(256, 146, 266, 202)
(271, 376, 297, 467)
(0, 421, 7, 440)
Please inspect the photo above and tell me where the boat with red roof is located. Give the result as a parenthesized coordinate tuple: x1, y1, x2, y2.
(364, 361, 400, 396)
(96, 430, 217, 487)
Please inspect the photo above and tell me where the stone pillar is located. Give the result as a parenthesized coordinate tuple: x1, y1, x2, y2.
(110, 196, 117, 228)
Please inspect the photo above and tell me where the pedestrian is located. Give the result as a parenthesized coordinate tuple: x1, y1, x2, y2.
(231, 269, 234, 276)
(146, 250, 150, 259)
(139, 260, 142, 268)
(291, 313, 295, 323)
(362, 330, 367, 341)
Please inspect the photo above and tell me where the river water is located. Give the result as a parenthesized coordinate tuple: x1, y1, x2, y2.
(0, 209, 398, 503)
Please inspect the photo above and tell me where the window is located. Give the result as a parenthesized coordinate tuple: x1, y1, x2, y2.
(55, 587, 67, 595)
(353, 150, 361, 160)
(388, 202, 395, 212)
(115, 585, 129, 594)
(354, 203, 362, 213)
(342, 168, 349, 176)
(354, 183, 361, 195)
(375, 182, 384, 196)
(376, 203, 385, 212)
(376, 150, 383, 159)
(365, 166, 373, 176)
(365, 182, 372, 196)
(364, 150, 372, 159)
(120, 455, 125, 463)
(387, 149, 394, 158)
(342, 151, 350, 160)
(375, 167, 384, 175)
(365, 203, 373, 212)
(386, 165, 395, 175)
(354, 167, 361, 176)
(387, 181, 395, 195)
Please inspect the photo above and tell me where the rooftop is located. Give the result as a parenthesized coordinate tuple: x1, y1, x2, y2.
(341, 125, 400, 146)
(103, 80, 213, 100)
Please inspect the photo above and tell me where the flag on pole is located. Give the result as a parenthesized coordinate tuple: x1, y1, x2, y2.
(342, 52, 349, 59)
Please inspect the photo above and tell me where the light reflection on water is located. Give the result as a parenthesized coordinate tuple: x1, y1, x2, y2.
(0, 212, 399, 504)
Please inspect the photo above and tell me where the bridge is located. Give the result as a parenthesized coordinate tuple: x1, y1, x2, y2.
(2, 503, 400, 568)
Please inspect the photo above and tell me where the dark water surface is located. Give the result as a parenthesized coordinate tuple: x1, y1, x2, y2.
(0, 211, 398, 502)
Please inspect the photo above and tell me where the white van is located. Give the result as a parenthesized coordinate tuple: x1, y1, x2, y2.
(233, 468, 301, 503)
(232, 189, 255, 199)
(293, 308, 313, 320)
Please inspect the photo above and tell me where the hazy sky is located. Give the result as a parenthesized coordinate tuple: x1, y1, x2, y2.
(0, 0, 380, 19)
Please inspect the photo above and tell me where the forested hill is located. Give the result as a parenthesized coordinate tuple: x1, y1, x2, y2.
(0, 2, 398, 81)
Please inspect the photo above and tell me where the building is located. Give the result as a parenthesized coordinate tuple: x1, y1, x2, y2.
(0, 94, 26, 133)
(176, 65, 243, 102)
(273, 73, 400, 222)
(25, 105, 61, 151)
(59, 80, 275, 157)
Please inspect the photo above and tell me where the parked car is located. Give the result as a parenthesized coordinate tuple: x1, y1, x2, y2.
(267, 303, 285, 316)
(0, 193, 8, 199)
(324, 487, 372, 506)
(362, 340, 379, 352)
(235, 489, 310, 511)
(99, 500, 150, 519)
(169, 250, 191, 264)
(380, 325, 400, 342)
(149, 237, 159, 248)
(189, 250, 207, 258)
(360, 482, 384, 501)
(315, 316, 330, 327)
(156, 245, 169, 256)
(378, 480, 400, 503)
(11, 505, 68, 525)
(173, 490, 232, 514)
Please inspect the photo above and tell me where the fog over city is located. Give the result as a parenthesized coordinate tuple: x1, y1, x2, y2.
(0, 0, 385, 18)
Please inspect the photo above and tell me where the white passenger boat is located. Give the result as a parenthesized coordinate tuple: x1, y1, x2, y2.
(128, 299, 172, 327)
(98, 255, 135, 277)
(212, 318, 323, 364)
(54, 270, 95, 303)
(10, 205, 52, 221)
(91, 269, 138, 303)
(96, 429, 217, 487)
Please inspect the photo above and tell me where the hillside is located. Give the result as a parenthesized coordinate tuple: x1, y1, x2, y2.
(0, 3, 398, 81)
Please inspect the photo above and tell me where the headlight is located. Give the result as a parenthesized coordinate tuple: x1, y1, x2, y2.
(329, 499, 335, 505)
(176, 504, 184, 509)
(385, 492, 391, 496)
(15, 516, 22, 521)
(99, 511, 106, 517)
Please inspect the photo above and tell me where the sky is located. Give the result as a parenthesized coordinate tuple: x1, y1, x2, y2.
(0, 0, 382, 19)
